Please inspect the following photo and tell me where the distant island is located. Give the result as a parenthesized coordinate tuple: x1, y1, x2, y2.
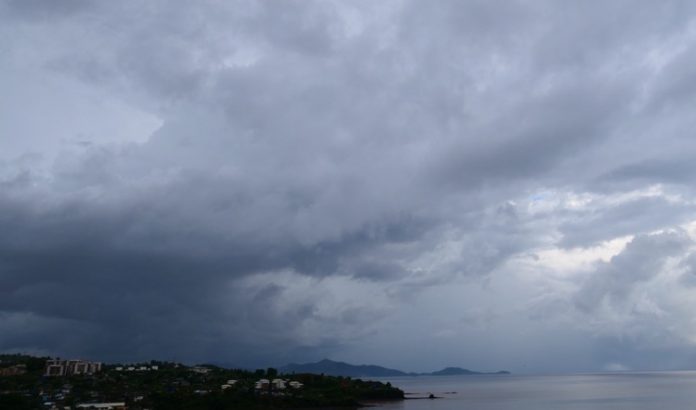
(429, 366, 510, 376)
(280, 359, 510, 378)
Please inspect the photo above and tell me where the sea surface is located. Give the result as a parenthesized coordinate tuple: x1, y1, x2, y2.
(367, 371, 696, 410)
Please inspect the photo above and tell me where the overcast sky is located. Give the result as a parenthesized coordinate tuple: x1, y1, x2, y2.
(3, 0, 696, 373)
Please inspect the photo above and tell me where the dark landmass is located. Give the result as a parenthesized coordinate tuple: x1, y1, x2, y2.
(0, 354, 403, 409)
(280, 359, 510, 378)
(429, 367, 511, 376)
(281, 359, 408, 377)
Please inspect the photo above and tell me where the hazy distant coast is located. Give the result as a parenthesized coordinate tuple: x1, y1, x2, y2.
(280, 359, 510, 378)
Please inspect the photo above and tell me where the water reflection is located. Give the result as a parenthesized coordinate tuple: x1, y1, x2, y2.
(367, 372, 696, 410)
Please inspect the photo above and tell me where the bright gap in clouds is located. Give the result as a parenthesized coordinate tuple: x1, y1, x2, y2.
(0, 65, 162, 164)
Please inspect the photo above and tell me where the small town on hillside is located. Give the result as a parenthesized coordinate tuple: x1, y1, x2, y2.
(0, 354, 403, 409)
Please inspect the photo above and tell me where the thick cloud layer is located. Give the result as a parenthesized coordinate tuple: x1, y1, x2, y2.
(3, 0, 696, 372)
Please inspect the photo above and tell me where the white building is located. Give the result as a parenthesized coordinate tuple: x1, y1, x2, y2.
(191, 366, 211, 374)
(255, 379, 270, 390)
(115, 365, 158, 372)
(44, 360, 102, 377)
(75, 403, 126, 410)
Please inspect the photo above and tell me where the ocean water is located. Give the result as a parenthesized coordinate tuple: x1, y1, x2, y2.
(368, 371, 696, 410)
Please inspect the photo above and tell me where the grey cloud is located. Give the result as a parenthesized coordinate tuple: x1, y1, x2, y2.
(559, 196, 696, 248)
(2, 0, 93, 20)
(4, 0, 696, 372)
(600, 159, 696, 186)
(574, 230, 691, 312)
(678, 252, 696, 287)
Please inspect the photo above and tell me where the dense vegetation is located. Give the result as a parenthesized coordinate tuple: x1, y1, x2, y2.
(0, 354, 404, 409)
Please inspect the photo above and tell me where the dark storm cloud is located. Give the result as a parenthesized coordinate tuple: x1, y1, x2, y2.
(0, 164, 433, 363)
(3, 0, 696, 372)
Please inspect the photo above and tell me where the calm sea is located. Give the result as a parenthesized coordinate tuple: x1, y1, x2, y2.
(368, 371, 696, 410)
